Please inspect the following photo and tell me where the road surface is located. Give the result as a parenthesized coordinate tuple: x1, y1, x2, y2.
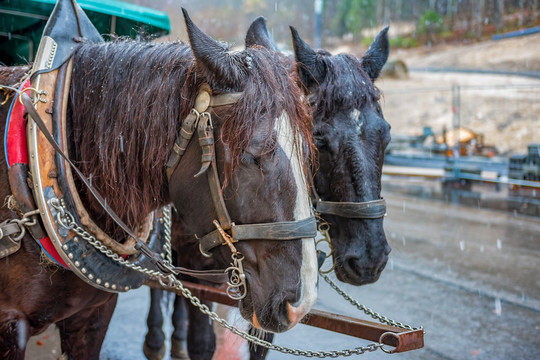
(26, 185, 540, 359)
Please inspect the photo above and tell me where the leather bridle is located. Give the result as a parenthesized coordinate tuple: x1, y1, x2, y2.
(166, 84, 317, 299)
(314, 195, 386, 219)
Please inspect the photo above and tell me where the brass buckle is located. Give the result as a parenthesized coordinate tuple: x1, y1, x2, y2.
(212, 220, 238, 253)
(316, 221, 335, 274)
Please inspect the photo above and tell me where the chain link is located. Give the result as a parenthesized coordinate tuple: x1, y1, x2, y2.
(52, 201, 385, 357)
(320, 272, 420, 331)
(2, 209, 40, 241)
(161, 205, 173, 264)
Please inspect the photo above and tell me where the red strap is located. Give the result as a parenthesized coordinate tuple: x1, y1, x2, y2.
(6, 79, 31, 166)
(37, 237, 70, 269)
(6, 81, 70, 269)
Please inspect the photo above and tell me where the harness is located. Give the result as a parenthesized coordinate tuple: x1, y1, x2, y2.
(0, 0, 180, 292)
(165, 84, 317, 299)
(313, 191, 386, 219)
(1, 0, 317, 299)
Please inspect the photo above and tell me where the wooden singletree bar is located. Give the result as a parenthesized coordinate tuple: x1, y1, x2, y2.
(147, 280, 424, 353)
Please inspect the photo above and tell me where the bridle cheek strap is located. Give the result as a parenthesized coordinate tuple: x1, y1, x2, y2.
(165, 85, 318, 252)
(315, 198, 387, 219)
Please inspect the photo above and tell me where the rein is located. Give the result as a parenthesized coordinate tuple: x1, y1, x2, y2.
(165, 84, 317, 299)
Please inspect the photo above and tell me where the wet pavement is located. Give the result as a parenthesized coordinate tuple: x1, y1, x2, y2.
(26, 184, 540, 359)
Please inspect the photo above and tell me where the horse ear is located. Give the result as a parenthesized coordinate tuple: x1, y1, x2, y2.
(245, 17, 279, 51)
(360, 26, 390, 82)
(290, 26, 326, 90)
(182, 8, 244, 86)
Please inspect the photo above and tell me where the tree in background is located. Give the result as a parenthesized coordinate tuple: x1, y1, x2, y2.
(126, 0, 540, 48)
(331, 0, 378, 40)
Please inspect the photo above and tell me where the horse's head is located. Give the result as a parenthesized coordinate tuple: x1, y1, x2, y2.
(167, 11, 318, 333)
(290, 27, 392, 285)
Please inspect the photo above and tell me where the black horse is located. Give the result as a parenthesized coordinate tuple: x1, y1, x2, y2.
(144, 17, 391, 360)
(0, 10, 318, 359)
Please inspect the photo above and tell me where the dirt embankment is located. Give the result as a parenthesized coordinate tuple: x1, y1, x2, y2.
(390, 32, 540, 73)
(365, 33, 540, 155)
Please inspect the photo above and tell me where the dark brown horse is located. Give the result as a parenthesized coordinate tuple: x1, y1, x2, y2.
(0, 10, 318, 359)
(144, 18, 391, 360)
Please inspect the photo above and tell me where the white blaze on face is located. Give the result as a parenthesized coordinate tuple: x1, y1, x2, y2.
(274, 112, 318, 326)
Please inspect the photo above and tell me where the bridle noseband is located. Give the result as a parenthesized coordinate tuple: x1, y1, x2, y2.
(310, 180, 386, 274)
(313, 197, 386, 274)
(315, 198, 386, 219)
(166, 84, 317, 299)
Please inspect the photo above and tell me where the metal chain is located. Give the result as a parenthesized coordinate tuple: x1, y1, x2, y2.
(161, 205, 173, 264)
(320, 272, 420, 331)
(1, 208, 40, 241)
(52, 201, 384, 357)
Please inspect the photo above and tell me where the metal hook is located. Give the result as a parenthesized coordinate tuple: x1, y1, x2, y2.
(225, 252, 247, 300)
(18, 87, 48, 105)
(1, 87, 11, 106)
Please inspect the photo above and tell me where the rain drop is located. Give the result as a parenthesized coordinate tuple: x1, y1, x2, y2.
(494, 298, 502, 315)
(496, 239, 502, 249)
(459, 240, 465, 251)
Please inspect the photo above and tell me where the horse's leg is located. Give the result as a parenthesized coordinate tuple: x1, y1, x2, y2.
(0, 313, 30, 360)
(187, 298, 215, 360)
(170, 295, 189, 360)
(144, 288, 167, 360)
(57, 294, 117, 360)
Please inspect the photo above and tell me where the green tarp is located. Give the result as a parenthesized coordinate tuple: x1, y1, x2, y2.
(0, 0, 171, 65)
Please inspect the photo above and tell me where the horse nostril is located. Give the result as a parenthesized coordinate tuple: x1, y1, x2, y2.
(346, 256, 361, 274)
(286, 302, 306, 329)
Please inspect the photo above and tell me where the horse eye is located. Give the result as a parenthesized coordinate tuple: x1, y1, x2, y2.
(314, 136, 327, 150)
(241, 153, 261, 168)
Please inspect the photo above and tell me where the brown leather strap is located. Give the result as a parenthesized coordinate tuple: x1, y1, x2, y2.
(173, 267, 228, 283)
(165, 87, 243, 182)
(315, 198, 386, 219)
(166, 110, 199, 179)
(193, 112, 215, 178)
(0, 221, 24, 239)
(210, 93, 244, 107)
(199, 216, 318, 254)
